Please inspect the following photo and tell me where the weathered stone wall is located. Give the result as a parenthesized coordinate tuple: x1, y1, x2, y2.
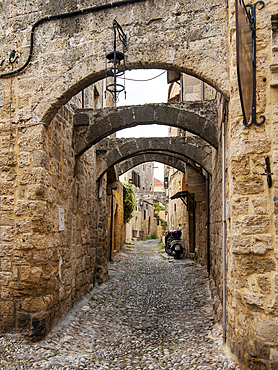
(0, 104, 111, 337)
(209, 100, 224, 323)
(181, 74, 216, 102)
(2, 0, 278, 367)
(120, 162, 156, 239)
(167, 170, 188, 235)
(107, 183, 124, 260)
(186, 165, 207, 265)
(225, 1, 278, 368)
(166, 75, 213, 267)
(166, 164, 207, 263)
(0, 0, 229, 128)
(69, 80, 103, 109)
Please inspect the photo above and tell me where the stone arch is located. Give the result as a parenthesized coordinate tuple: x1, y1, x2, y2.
(153, 193, 168, 207)
(37, 54, 228, 125)
(96, 136, 212, 179)
(74, 100, 218, 158)
(0, 0, 229, 126)
(117, 153, 202, 177)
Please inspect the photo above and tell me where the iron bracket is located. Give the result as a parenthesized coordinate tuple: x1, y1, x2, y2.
(261, 156, 273, 188)
(243, 1, 265, 127)
(178, 193, 196, 211)
(180, 197, 188, 210)
(113, 19, 127, 49)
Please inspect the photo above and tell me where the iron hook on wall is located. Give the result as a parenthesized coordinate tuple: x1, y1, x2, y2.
(8, 50, 18, 64)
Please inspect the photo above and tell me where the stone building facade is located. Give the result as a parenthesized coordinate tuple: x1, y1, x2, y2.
(120, 162, 156, 241)
(0, 0, 278, 368)
(0, 51, 123, 336)
(166, 73, 214, 265)
(0, 102, 117, 337)
(153, 178, 167, 239)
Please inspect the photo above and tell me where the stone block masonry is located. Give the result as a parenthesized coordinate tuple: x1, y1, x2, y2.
(0, 0, 229, 129)
(225, 1, 278, 369)
(0, 0, 278, 367)
(0, 105, 112, 338)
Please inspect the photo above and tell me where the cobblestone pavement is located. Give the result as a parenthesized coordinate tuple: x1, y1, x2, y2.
(0, 240, 242, 370)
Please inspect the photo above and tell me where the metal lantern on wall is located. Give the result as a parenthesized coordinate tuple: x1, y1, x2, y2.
(105, 19, 127, 102)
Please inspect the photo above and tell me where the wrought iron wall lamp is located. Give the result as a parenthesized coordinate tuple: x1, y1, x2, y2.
(105, 19, 127, 102)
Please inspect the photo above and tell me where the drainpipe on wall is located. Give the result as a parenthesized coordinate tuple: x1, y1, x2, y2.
(193, 204, 196, 255)
(109, 192, 114, 261)
(81, 89, 85, 109)
(201, 81, 205, 101)
(221, 98, 227, 344)
(206, 172, 210, 275)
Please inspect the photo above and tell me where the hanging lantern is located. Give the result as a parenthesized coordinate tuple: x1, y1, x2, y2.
(105, 19, 127, 102)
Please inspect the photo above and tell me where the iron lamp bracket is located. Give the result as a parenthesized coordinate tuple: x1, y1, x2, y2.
(261, 156, 273, 188)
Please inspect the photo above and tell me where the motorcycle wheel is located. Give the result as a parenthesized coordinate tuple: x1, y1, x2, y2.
(165, 245, 171, 255)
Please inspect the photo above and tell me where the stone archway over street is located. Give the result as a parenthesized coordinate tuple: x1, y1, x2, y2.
(117, 153, 202, 177)
(74, 100, 218, 157)
(0, 0, 229, 127)
(1, 0, 278, 368)
(96, 136, 212, 180)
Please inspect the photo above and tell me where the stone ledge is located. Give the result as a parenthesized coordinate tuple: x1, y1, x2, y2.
(270, 80, 278, 87)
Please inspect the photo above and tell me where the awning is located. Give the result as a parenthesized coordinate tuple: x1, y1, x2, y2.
(170, 190, 196, 209)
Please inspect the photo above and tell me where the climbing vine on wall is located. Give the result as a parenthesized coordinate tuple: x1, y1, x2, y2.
(154, 202, 168, 232)
(123, 182, 136, 223)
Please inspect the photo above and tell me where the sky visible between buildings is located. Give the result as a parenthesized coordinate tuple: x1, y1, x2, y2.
(117, 69, 169, 181)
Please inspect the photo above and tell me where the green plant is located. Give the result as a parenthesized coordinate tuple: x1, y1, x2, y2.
(123, 182, 136, 223)
(154, 202, 165, 215)
(153, 202, 168, 232)
(157, 238, 165, 247)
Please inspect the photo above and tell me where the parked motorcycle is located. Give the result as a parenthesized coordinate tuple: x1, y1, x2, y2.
(165, 230, 183, 259)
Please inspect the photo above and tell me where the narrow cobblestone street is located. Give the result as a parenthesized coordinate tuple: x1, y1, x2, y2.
(0, 240, 241, 370)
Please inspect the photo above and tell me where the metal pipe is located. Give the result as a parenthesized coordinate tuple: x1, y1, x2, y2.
(193, 200, 196, 254)
(222, 99, 226, 344)
(201, 81, 205, 100)
(206, 171, 210, 275)
(81, 89, 85, 109)
(0, 0, 147, 78)
(109, 192, 114, 261)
